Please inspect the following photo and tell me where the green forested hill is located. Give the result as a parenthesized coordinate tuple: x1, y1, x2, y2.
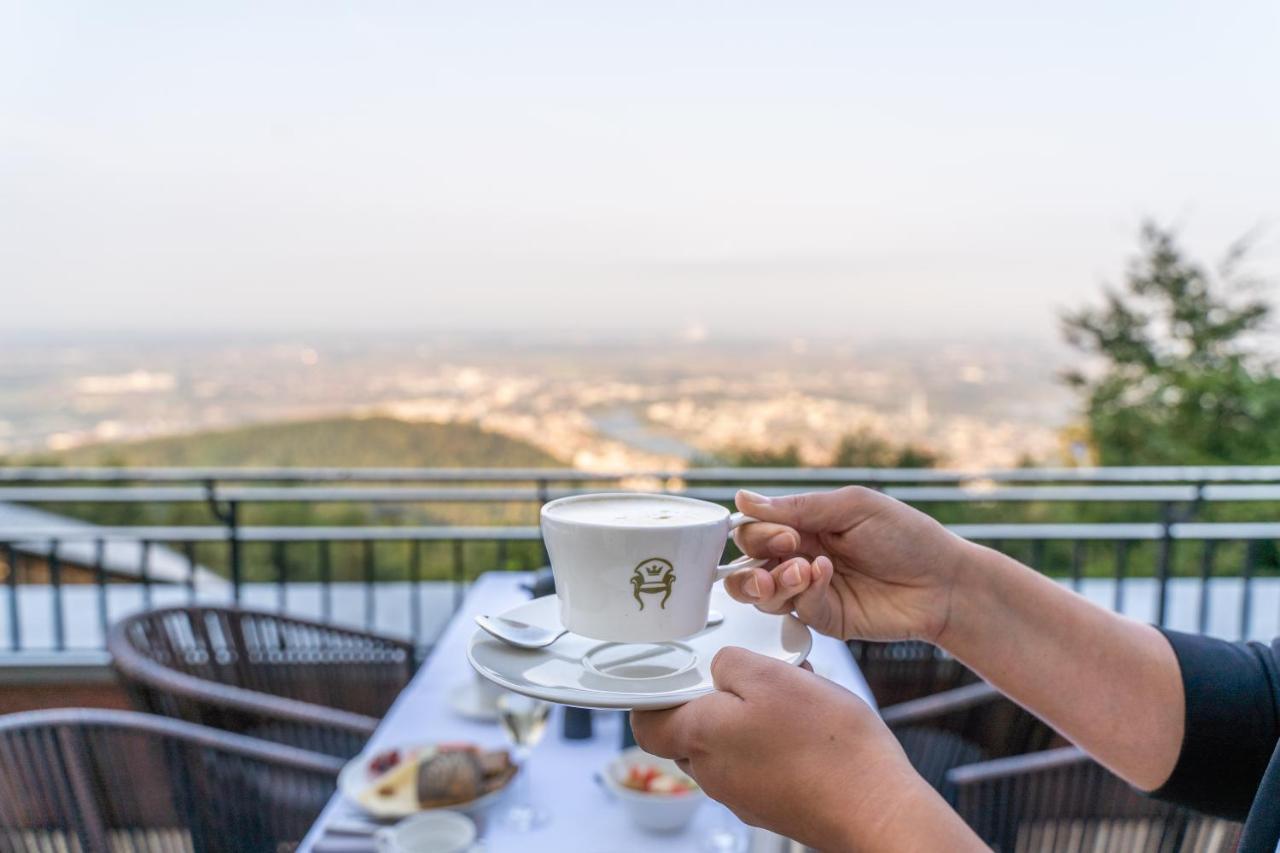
(20, 417, 560, 581)
(52, 416, 561, 468)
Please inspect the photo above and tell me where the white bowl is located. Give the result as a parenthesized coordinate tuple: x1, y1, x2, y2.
(375, 810, 476, 853)
(603, 747, 706, 833)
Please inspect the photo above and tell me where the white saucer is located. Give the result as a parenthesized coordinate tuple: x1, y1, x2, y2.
(466, 586, 811, 710)
(447, 681, 501, 723)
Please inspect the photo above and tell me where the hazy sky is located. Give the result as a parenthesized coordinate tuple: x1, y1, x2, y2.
(3, 1, 1278, 340)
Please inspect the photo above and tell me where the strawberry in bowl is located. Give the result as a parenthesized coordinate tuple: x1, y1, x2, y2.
(603, 747, 706, 832)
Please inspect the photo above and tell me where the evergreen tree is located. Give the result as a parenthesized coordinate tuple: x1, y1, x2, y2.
(1062, 223, 1280, 464)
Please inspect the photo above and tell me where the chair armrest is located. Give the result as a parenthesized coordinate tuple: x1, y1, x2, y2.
(946, 745, 1088, 788)
(110, 640, 380, 737)
(879, 681, 1003, 728)
(947, 745, 1243, 850)
(0, 707, 348, 777)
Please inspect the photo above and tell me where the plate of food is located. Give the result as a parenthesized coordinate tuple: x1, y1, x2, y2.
(339, 742, 518, 819)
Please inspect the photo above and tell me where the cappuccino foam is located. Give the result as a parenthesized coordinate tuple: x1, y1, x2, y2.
(544, 495, 725, 527)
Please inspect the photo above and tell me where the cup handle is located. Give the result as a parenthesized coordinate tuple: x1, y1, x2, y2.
(714, 513, 770, 581)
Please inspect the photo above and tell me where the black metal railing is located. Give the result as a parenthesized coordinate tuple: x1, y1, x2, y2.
(0, 466, 1277, 659)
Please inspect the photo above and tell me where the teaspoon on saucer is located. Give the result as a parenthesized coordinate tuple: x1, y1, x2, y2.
(476, 610, 725, 650)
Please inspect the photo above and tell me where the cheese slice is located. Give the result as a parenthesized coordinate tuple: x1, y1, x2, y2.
(354, 753, 424, 814)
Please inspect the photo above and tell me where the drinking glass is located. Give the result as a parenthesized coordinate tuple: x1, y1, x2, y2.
(497, 692, 552, 831)
(701, 802, 747, 853)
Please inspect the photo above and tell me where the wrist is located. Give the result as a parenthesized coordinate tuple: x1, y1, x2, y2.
(834, 763, 918, 852)
(932, 538, 1009, 655)
(842, 766, 979, 853)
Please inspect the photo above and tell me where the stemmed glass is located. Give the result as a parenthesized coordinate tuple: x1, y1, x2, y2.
(496, 692, 552, 831)
(701, 806, 747, 853)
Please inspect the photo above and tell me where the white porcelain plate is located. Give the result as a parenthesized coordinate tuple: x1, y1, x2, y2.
(338, 743, 514, 820)
(466, 586, 812, 710)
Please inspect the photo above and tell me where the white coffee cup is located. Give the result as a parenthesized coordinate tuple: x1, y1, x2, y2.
(375, 810, 476, 853)
(472, 667, 505, 706)
(540, 493, 768, 643)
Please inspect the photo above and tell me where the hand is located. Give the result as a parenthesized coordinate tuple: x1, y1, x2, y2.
(727, 487, 971, 643)
(630, 648, 981, 852)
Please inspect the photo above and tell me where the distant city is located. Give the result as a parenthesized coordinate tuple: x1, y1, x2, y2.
(1, 332, 1075, 470)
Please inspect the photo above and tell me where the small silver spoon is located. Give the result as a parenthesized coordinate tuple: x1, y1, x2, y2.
(476, 610, 725, 650)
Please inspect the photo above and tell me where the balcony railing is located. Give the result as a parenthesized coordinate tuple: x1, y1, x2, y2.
(1, 466, 1278, 661)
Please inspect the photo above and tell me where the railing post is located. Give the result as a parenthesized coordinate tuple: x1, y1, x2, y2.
(536, 478, 550, 567)
(94, 538, 109, 645)
(1070, 540, 1085, 593)
(409, 540, 422, 648)
(363, 540, 376, 629)
(139, 539, 153, 610)
(228, 501, 241, 603)
(49, 539, 64, 652)
(319, 540, 332, 623)
(182, 541, 197, 604)
(1197, 540, 1216, 634)
(273, 541, 288, 611)
(1114, 540, 1129, 612)
(1242, 540, 1257, 640)
(204, 479, 241, 603)
(452, 540, 465, 612)
(4, 543, 18, 652)
(1155, 502, 1174, 627)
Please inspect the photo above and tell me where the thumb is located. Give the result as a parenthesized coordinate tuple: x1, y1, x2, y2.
(709, 645, 789, 699)
(736, 486, 883, 533)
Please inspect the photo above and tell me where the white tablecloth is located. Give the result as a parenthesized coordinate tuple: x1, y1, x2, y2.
(299, 571, 874, 853)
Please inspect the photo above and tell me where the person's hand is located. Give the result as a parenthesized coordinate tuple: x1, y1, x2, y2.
(630, 648, 982, 852)
(726, 487, 972, 643)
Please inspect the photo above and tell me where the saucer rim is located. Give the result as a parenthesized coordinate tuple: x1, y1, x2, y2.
(465, 594, 812, 711)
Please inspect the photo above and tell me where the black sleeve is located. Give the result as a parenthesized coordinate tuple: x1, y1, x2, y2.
(1149, 630, 1280, 821)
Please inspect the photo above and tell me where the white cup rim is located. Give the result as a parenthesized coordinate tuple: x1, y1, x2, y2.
(540, 492, 730, 530)
(378, 810, 476, 853)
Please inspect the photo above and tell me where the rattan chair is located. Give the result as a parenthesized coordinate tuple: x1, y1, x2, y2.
(881, 681, 1060, 804)
(950, 746, 1243, 852)
(848, 639, 979, 707)
(109, 606, 416, 758)
(0, 707, 343, 853)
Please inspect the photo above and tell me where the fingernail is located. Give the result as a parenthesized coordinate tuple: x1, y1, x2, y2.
(739, 489, 771, 505)
(768, 531, 797, 554)
(782, 562, 803, 586)
(744, 574, 760, 598)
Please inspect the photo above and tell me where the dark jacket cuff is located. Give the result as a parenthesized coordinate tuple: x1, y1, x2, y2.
(1149, 629, 1279, 822)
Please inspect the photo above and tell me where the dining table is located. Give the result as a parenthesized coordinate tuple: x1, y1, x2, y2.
(298, 570, 875, 853)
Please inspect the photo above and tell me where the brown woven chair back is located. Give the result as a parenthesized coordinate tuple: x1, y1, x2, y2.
(848, 639, 979, 706)
(951, 747, 1242, 852)
(109, 606, 415, 757)
(0, 708, 343, 853)
(884, 682, 1061, 804)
